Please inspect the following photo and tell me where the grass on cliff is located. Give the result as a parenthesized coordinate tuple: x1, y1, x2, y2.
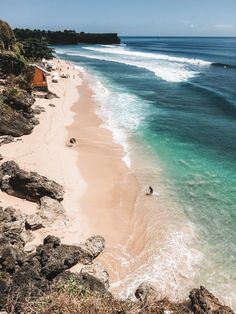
(15, 278, 190, 314)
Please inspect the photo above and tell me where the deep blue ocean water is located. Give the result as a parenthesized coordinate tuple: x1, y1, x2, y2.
(55, 37, 236, 306)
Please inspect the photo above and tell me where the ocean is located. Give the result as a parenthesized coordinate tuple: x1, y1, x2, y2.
(55, 37, 236, 307)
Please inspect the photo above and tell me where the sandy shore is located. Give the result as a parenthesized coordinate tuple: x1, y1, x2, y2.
(0, 59, 88, 244)
(0, 58, 139, 254)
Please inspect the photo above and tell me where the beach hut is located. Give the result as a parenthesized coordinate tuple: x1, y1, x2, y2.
(32, 64, 50, 90)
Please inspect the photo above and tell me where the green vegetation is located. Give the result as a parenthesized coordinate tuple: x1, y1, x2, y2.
(57, 277, 90, 297)
(14, 28, 121, 45)
(21, 38, 54, 60)
(0, 20, 16, 51)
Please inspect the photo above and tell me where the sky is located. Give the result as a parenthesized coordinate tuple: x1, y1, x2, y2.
(1, 0, 236, 36)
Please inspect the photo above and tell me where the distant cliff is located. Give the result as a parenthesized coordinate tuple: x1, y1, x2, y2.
(14, 28, 121, 45)
(78, 33, 120, 44)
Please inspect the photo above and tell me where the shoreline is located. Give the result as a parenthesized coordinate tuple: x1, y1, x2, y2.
(1, 56, 235, 309)
(0, 59, 88, 245)
(67, 72, 141, 279)
(0, 57, 140, 271)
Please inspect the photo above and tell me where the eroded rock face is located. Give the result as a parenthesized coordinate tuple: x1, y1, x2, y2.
(0, 135, 14, 146)
(79, 235, 105, 265)
(36, 235, 81, 280)
(80, 263, 109, 291)
(0, 161, 64, 202)
(0, 229, 106, 311)
(189, 286, 234, 314)
(0, 206, 26, 237)
(37, 196, 65, 226)
(0, 100, 33, 137)
(135, 282, 159, 303)
(36, 235, 105, 280)
(3, 88, 35, 113)
(25, 214, 43, 231)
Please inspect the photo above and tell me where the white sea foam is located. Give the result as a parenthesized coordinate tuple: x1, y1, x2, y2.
(87, 74, 151, 168)
(111, 227, 202, 300)
(83, 45, 211, 66)
(59, 50, 200, 82)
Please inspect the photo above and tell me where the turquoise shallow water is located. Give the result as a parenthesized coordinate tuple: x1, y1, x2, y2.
(55, 37, 236, 306)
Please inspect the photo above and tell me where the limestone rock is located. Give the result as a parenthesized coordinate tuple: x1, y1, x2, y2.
(135, 282, 159, 303)
(24, 242, 36, 253)
(189, 286, 234, 314)
(31, 117, 40, 125)
(0, 100, 33, 137)
(79, 235, 105, 265)
(0, 206, 26, 234)
(25, 214, 43, 231)
(3, 88, 35, 113)
(80, 263, 109, 290)
(0, 135, 14, 146)
(37, 196, 65, 226)
(0, 161, 64, 202)
(36, 237, 84, 280)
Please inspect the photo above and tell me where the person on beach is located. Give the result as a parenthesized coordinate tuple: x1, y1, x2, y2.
(146, 186, 153, 195)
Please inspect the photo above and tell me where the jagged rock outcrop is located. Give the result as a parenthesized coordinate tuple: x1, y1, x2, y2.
(0, 99, 34, 137)
(37, 235, 105, 280)
(0, 20, 38, 140)
(79, 235, 106, 265)
(0, 206, 234, 314)
(189, 286, 234, 314)
(0, 135, 14, 146)
(0, 229, 106, 311)
(0, 161, 64, 202)
(2, 88, 35, 112)
(25, 214, 43, 231)
(80, 263, 110, 292)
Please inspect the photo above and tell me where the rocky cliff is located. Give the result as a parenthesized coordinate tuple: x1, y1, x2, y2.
(0, 19, 40, 138)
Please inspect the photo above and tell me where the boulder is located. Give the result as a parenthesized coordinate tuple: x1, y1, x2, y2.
(36, 237, 84, 280)
(79, 235, 105, 265)
(0, 232, 26, 274)
(3, 88, 35, 113)
(80, 263, 109, 290)
(37, 196, 65, 226)
(0, 135, 14, 146)
(25, 214, 43, 231)
(79, 271, 109, 295)
(31, 117, 40, 125)
(0, 161, 64, 202)
(0, 206, 26, 234)
(189, 286, 234, 314)
(0, 154, 3, 161)
(24, 242, 36, 253)
(35, 235, 105, 280)
(0, 99, 33, 137)
(135, 282, 159, 303)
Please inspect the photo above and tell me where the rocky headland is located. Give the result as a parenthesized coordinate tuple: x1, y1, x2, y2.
(0, 203, 234, 313)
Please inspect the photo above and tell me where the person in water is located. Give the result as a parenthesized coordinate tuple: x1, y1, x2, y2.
(146, 186, 153, 195)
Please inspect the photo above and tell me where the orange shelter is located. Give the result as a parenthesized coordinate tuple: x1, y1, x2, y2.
(32, 65, 50, 90)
